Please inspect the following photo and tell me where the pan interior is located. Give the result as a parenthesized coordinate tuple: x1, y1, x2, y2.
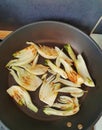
(8, 40, 89, 121)
(0, 21, 102, 130)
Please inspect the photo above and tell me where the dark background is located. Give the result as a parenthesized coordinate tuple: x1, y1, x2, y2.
(0, 0, 102, 34)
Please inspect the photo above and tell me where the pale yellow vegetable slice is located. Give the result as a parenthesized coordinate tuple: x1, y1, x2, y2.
(41, 73, 48, 80)
(58, 96, 74, 104)
(60, 58, 84, 85)
(51, 102, 74, 110)
(7, 85, 38, 112)
(71, 91, 84, 98)
(32, 54, 39, 66)
(13, 44, 37, 59)
(76, 54, 95, 87)
(43, 106, 79, 116)
(64, 44, 76, 61)
(21, 64, 48, 75)
(27, 42, 58, 59)
(55, 46, 73, 67)
(57, 87, 84, 98)
(45, 60, 67, 79)
(6, 44, 37, 67)
(9, 66, 42, 91)
(43, 98, 79, 116)
(52, 96, 74, 110)
(54, 74, 81, 87)
(39, 75, 61, 106)
(64, 44, 95, 87)
(48, 69, 57, 75)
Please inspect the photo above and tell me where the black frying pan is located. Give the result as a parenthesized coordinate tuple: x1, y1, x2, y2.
(0, 21, 102, 130)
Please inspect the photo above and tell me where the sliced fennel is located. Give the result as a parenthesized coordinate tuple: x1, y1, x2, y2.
(13, 44, 37, 59)
(6, 44, 37, 67)
(32, 54, 39, 66)
(27, 42, 58, 59)
(51, 102, 74, 110)
(39, 75, 61, 106)
(58, 96, 74, 104)
(45, 60, 67, 79)
(55, 46, 72, 67)
(57, 87, 84, 98)
(7, 85, 38, 112)
(9, 66, 42, 91)
(6, 42, 95, 117)
(43, 98, 79, 116)
(51, 96, 74, 110)
(20, 64, 48, 75)
(64, 44, 76, 61)
(64, 44, 95, 87)
(60, 58, 84, 85)
(75, 54, 95, 87)
(53, 74, 81, 87)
